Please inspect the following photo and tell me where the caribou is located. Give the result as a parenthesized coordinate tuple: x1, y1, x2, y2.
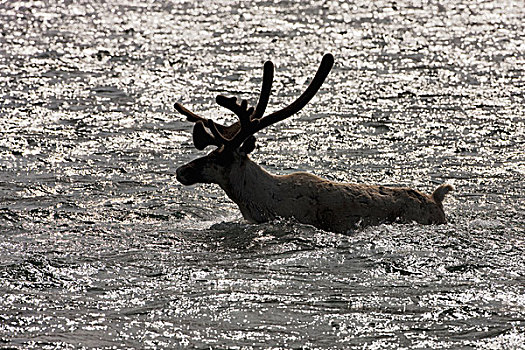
(175, 54, 452, 233)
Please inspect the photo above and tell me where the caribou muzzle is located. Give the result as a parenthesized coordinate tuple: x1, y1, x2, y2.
(176, 164, 197, 186)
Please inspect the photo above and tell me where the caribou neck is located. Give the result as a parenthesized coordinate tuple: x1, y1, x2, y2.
(219, 157, 280, 223)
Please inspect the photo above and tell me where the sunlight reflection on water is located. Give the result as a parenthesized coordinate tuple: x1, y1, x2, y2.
(1, 0, 524, 348)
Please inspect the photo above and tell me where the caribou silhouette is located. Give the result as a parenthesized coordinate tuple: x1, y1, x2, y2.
(175, 54, 452, 233)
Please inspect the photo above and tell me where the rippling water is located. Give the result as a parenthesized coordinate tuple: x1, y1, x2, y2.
(1, 0, 524, 348)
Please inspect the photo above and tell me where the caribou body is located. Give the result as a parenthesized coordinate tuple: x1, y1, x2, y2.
(175, 54, 452, 233)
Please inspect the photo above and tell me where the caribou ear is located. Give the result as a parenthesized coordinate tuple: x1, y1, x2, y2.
(193, 121, 216, 150)
(239, 136, 256, 155)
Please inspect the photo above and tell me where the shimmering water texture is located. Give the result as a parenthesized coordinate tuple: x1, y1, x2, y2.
(1, 0, 524, 349)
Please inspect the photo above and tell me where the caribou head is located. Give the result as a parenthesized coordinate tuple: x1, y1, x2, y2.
(176, 54, 334, 186)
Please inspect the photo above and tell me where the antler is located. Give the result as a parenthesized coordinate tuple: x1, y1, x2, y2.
(215, 96, 254, 121)
(176, 53, 334, 151)
(216, 53, 334, 150)
(175, 59, 274, 150)
(205, 59, 274, 146)
(174, 102, 240, 150)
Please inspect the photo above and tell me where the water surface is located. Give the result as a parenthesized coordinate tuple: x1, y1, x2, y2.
(1, 0, 524, 348)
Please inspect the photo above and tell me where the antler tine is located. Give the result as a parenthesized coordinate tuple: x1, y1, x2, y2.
(206, 119, 231, 145)
(174, 102, 207, 123)
(216, 96, 254, 121)
(192, 121, 220, 150)
(250, 60, 274, 121)
(258, 53, 334, 130)
(175, 102, 238, 149)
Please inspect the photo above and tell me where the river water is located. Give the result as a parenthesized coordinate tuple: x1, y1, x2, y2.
(1, 0, 524, 348)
